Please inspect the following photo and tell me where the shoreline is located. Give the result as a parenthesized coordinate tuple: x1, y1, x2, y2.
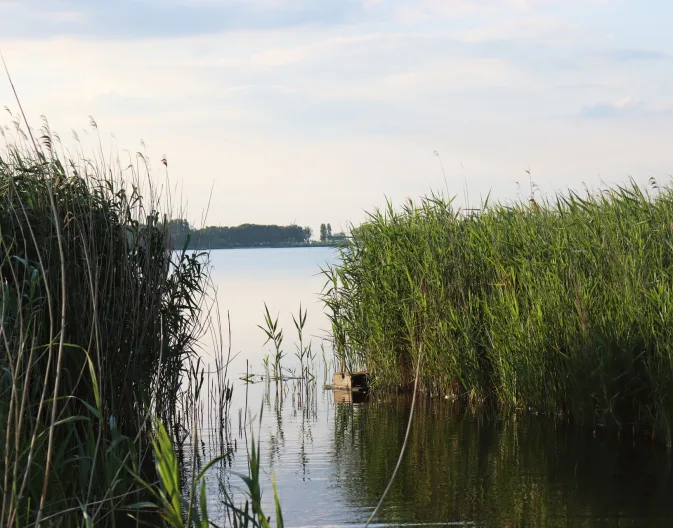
(187, 242, 347, 251)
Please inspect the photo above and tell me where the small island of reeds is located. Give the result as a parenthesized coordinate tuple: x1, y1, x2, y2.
(324, 181, 673, 444)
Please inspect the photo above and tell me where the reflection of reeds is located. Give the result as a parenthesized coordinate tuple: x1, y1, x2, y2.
(173, 304, 325, 526)
(332, 397, 673, 526)
(324, 182, 673, 443)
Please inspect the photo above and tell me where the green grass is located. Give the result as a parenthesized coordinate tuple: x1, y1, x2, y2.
(323, 181, 673, 443)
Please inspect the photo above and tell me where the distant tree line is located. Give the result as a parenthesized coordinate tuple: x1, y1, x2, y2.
(168, 219, 313, 249)
(320, 222, 347, 242)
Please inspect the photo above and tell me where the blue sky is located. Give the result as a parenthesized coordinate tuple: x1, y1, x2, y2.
(1, 0, 672, 233)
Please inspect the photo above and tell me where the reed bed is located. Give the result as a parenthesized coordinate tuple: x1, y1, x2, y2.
(0, 115, 217, 526)
(324, 181, 673, 443)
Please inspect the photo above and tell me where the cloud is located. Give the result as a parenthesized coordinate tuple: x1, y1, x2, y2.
(452, 16, 581, 45)
(229, 33, 386, 68)
(583, 97, 673, 120)
(608, 49, 670, 62)
(390, 0, 610, 22)
(1, 0, 672, 233)
(581, 96, 645, 118)
(0, 0, 619, 41)
(0, 0, 363, 39)
(314, 58, 520, 101)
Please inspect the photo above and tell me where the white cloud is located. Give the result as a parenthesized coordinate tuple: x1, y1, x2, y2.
(0, 0, 671, 233)
(580, 96, 673, 119)
(313, 58, 520, 101)
(235, 34, 385, 68)
(454, 16, 581, 44)
(36, 10, 86, 22)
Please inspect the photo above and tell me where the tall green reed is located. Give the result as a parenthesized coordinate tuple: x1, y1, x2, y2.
(324, 182, 673, 443)
(0, 114, 212, 525)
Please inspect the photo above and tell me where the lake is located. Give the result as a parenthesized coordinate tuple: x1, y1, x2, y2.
(194, 247, 673, 527)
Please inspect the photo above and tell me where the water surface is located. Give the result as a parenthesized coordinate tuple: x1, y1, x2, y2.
(196, 247, 673, 527)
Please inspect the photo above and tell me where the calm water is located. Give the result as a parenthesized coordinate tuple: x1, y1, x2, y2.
(194, 247, 673, 527)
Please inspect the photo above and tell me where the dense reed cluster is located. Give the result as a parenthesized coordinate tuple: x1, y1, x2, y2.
(324, 182, 673, 442)
(0, 118, 212, 525)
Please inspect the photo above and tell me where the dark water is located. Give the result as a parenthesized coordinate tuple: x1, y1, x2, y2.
(197, 248, 673, 527)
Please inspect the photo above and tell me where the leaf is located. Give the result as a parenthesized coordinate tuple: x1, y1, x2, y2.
(273, 476, 284, 528)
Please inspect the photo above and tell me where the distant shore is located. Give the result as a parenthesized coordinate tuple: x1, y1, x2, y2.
(189, 241, 347, 250)
(168, 220, 348, 250)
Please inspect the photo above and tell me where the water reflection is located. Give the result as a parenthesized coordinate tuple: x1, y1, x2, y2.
(332, 395, 673, 527)
(333, 390, 370, 405)
(195, 373, 673, 527)
(192, 248, 673, 527)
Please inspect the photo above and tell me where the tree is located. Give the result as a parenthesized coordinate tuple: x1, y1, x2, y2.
(167, 218, 192, 248)
(187, 223, 313, 249)
(327, 223, 332, 240)
(320, 223, 327, 242)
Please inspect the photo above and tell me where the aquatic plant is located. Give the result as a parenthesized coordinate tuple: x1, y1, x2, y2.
(292, 303, 313, 379)
(324, 181, 673, 443)
(130, 409, 285, 528)
(0, 113, 213, 525)
(258, 303, 285, 380)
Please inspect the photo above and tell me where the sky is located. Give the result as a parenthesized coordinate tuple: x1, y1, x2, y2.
(0, 0, 672, 235)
